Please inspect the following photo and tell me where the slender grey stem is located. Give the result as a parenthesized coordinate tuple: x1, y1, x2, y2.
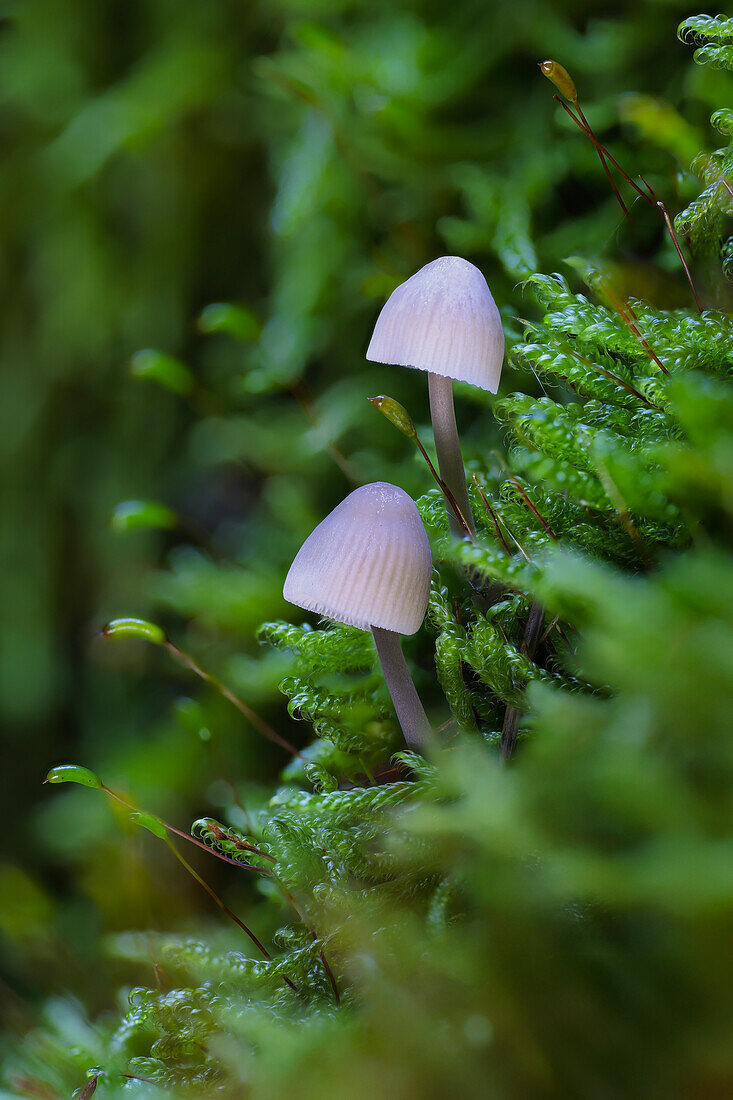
(372, 626, 431, 750)
(428, 372, 475, 539)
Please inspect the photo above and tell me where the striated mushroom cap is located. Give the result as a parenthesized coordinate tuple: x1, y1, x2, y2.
(283, 482, 431, 635)
(366, 255, 504, 392)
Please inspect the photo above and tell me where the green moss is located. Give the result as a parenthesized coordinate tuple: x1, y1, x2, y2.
(4, 8, 733, 1100)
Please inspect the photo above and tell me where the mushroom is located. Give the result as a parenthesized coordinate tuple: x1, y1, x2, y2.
(367, 256, 504, 539)
(283, 482, 432, 749)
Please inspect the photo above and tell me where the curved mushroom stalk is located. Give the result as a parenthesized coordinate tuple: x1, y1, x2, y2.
(428, 372, 475, 539)
(372, 627, 431, 750)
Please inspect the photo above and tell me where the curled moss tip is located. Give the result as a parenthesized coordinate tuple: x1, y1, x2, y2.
(539, 59, 578, 104)
(368, 395, 417, 440)
(45, 764, 103, 789)
(100, 618, 167, 646)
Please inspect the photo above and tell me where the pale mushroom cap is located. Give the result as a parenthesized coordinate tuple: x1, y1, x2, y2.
(283, 482, 432, 635)
(366, 255, 505, 392)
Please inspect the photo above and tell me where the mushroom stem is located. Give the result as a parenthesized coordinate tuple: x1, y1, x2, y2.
(428, 372, 475, 539)
(372, 626, 431, 750)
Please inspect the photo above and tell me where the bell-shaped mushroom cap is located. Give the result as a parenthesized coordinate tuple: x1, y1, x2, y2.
(284, 482, 431, 635)
(366, 255, 504, 392)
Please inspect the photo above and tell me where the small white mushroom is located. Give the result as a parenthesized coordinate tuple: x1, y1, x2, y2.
(284, 482, 432, 749)
(367, 255, 504, 538)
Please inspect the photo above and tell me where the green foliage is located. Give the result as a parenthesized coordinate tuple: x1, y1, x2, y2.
(129, 351, 195, 398)
(44, 765, 103, 790)
(110, 502, 179, 534)
(679, 14, 733, 71)
(258, 620, 396, 756)
(675, 16, 733, 258)
(4, 5, 733, 1100)
(100, 619, 167, 646)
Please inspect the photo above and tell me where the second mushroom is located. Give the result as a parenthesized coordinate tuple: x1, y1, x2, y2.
(283, 482, 432, 750)
(367, 255, 504, 539)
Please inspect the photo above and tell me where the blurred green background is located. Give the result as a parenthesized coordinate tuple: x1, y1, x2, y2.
(0, 0, 722, 1025)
